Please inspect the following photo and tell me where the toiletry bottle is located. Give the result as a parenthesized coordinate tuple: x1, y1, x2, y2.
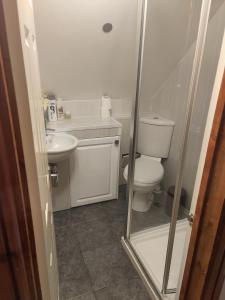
(64, 111, 71, 119)
(48, 94, 57, 122)
(57, 98, 64, 120)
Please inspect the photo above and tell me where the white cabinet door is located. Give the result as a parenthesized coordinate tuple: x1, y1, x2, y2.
(70, 136, 120, 207)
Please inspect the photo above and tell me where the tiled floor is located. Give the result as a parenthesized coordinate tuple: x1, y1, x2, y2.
(131, 192, 187, 233)
(54, 186, 186, 300)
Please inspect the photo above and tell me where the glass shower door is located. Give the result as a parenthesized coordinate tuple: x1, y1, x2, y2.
(168, 0, 225, 293)
(122, 0, 217, 298)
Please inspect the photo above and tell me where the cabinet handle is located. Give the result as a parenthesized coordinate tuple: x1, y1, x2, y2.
(114, 140, 120, 146)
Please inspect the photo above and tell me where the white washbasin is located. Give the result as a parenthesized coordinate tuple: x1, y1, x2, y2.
(46, 133, 78, 163)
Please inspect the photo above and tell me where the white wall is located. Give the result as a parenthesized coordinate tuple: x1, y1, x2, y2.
(33, 0, 139, 100)
(33, 0, 223, 103)
(140, 0, 225, 107)
(140, 0, 202, 108)
(141, 2, 225, 208)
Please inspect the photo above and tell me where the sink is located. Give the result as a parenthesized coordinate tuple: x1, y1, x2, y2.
(46, 133, 78, 163)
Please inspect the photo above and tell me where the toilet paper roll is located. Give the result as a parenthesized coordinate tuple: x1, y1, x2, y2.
(101, 95, 112, 109)
(101, 106, 111, 119)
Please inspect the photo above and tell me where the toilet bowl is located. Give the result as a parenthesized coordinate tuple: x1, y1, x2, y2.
(123, 155, 164, 212)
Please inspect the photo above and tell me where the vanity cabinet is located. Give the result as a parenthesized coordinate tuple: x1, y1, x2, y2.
(70, 136, 120, 207)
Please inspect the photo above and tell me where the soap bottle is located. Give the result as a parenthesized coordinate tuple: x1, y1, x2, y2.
(48, 94, 57, 122)
(57, 98, 64, 120)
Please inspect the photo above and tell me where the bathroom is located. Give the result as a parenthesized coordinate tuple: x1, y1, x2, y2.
(1, 0, 225, 299)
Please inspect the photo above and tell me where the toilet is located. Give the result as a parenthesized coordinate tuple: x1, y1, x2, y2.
(123, 114, 174, 212)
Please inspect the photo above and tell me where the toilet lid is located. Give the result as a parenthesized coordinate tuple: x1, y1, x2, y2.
(124, 156, 164, 185)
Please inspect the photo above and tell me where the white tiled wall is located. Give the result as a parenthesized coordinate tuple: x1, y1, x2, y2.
(60, 99, 101, 118)
(59, 98, 132, 120)
(140, 2, 225, 208)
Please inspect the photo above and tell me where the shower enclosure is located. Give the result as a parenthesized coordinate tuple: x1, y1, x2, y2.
(122, 0, 225, 299)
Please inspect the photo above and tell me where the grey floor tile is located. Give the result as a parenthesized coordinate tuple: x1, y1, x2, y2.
(70, 205, 109, 225)
(56, 185, 178, 299)
(137, 288, 152, 300)
(55, 222, 93, 298)
(105, 207, 127, 240)
(131, 202, 187, 233)
(58, 250, 89, 283)
(131, 194, 171, 232)
(68, 292, 96, 300)
(100, 191, 128, 213)
(60, 277, 93, 300)
(83, 243, 138, 291)
(54, 209, 72, 229)
(55, 222, 80, 260)
(74, 218, 117, 252)
(131, 201, 171, 233)
(95, 278, 151, 300)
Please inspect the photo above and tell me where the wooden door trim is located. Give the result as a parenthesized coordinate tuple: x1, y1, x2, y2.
(0, 1, 42, 299)
(203, 199, 225, 299)
(180, 70, 225, 299)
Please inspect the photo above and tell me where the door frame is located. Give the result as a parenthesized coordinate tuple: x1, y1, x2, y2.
(180, 68, 225, 299)
(1, 0, 225, 300)
(0, 1, 42, 299)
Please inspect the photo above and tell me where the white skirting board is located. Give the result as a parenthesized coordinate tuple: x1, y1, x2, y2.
(130, 219, 188, 292)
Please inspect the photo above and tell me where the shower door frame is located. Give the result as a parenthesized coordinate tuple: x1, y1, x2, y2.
(122, 0, 214, 298)
(180, 70, 225, 300)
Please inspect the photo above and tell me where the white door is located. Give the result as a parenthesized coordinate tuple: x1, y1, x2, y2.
(16, 0, 58, 299)
(70, 136, 120, 207)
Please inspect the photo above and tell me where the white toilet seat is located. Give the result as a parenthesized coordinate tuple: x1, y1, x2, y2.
(123, 155, 164, 187)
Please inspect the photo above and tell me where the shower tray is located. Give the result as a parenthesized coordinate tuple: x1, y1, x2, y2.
(130, 219, 188, 292)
